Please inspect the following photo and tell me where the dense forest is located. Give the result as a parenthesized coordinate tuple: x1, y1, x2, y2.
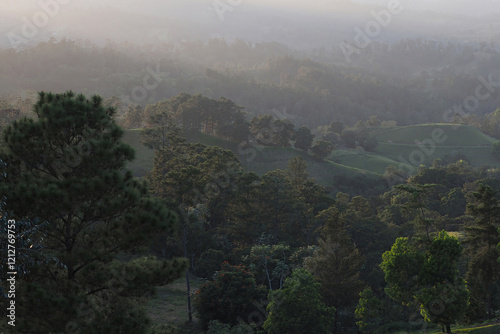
(1, 38, 500, 128)
(1, 1, 500, 332)
(1, 88, 500, 333)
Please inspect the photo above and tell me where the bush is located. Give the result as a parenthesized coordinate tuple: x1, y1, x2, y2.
(193, 249, 227, 279)
(341, 130, 357, 148)
(194, 262, 267, 329)
(263, 269, 334, 334)
(359, 136, 378, 151)
(311, 140, 334, 159)
(205, 320, 260, 334)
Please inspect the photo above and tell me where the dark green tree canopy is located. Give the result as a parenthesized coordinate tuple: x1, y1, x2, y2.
(263, 268, 334, 334)
(381, 232, 469, 333)
(0, 91, 186, 333)
(311, 140, 334, 160)
(464, 184, 500, 321)
(193, 262, 267, 329)
(293, 126, 314, 152)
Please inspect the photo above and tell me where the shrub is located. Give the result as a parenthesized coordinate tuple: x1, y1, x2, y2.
(194, 262, 267, 329)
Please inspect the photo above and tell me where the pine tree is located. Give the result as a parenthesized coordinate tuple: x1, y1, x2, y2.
(305, 206, 365, 332)
(122, 103, 144, 129)
(145, 130, 244, 323)
(141, 99, 185, 150)
(0, 91, 186, 333)
(464, 184, 500, 320)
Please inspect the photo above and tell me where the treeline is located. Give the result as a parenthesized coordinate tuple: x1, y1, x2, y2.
(2, 38, 500, 129)
(453, 107, 500, 139)
(117, 92, 384, 161)
(340, 38, 498, 77)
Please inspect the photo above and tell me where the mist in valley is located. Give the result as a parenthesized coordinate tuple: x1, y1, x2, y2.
(4, 2, 500, 333)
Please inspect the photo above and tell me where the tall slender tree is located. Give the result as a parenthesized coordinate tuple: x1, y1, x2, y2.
(141, 100, 184, 150)
(464, 184, 500, 320)
(0, 91, 186, 333)
(305, 206, 365, 332)
(145, 123, 243, 322)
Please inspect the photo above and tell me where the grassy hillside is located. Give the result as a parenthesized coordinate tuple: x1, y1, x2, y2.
(328, 149, 414, 175)
(122, 128, 402, 180)
(121, 129, 155, 177)
(121, 129, 385, 194)
(370, 124, 500, 170)
(121, 130, 239, 178)
(371, 124, 496, 146)
(121, 124, 500, 193)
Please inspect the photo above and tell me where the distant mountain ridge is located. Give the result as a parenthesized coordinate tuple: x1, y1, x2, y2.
(0, 0, 498, 50)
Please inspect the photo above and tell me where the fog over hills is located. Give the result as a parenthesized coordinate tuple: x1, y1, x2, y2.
(0, 0, 499, 50)
(354, 0, 499, 16)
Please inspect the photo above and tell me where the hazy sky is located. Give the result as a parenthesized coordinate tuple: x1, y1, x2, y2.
(354, 0, 500, 15)
(247, 0, 500, 16)
(1, 0, 499, 16)
(1, 0, 498, 50)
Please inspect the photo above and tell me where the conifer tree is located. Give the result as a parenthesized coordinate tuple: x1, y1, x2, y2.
(0, 91, 186, 333)
(464, 184, 500, 320)
(305, 206, 365, 332)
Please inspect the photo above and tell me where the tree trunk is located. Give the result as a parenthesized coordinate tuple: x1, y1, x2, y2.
(178, 204, 193, 323)
(186, 269, 192, 323)
(183, 219, 192, 323)
(333, 308, 338, 333)
(446, 324, 451, 333)
(265, 263, 273, 290)
(488, 286, 493, 319)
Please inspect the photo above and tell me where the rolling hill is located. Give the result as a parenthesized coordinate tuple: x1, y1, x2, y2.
(121, 129, 386, 195)
(121, 124, 500, 194)
(369, 124, 499, 171)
